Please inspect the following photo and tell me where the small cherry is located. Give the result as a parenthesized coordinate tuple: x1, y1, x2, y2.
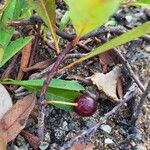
(74, 94, 97, 117)
(46, 93, 97, 117)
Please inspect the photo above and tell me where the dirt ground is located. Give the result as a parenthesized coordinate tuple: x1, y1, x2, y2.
(0, 1, 149, 150)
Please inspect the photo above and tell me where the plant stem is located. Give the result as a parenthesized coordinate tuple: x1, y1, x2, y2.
(28, 24, 41, 67)
(37, 39, 77, 141)
(131, 80, 150, 124)
(46, 101, 78, 106)
(114, 48, 145, 92)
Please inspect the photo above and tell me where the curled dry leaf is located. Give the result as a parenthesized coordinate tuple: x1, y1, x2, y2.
(0, 93, 36, 143)
(99, 49, 117, 73)
(116, 78, 124, 99)
(21, 130, 39, 150)
(70, 141, 94, 150)
(17, 41, 33, 80)
(91, 66, 122, 102)
(0, 84, 12, 119)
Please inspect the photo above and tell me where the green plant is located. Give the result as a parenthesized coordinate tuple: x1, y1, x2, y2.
(0, 0, 33, 67)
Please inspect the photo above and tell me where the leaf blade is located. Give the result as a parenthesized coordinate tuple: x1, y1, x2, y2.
(0, 36, 33, 68)
(62, 21, 150, 69)
(64, 0, 120, 37)
(26, 0, 59, 53)
(0, 79, 84, 111)
(0, 94, 36, 142)
(0, 46, 4, 63)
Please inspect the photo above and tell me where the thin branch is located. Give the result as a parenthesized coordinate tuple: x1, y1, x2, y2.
(61, 83, 137, 150)
(1, 53, 19, 80)
(114, 49, 145, 92)
(28, 24, 41, 67)
(37, 40, 77, 141)
(131, 80, 150, 124)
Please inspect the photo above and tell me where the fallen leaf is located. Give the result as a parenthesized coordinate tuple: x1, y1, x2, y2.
(99, 50, 117, 73)
(17, 41, 33, 80)
(0, 93, 36, 142)
(70, 141, 94, 150)
(0, 84, 12, 119)
(91, 66, 122, 102)
(0, 132, 7, 150)
(116, 78, 124, 99)
(21, 130, 39, 150)
(99, 50, 124, 98)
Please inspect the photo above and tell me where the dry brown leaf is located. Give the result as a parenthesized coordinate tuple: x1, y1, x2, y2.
(0, 93, 36, 142)
(0, 84, 12, 119)
(17, 41, 33, 80)
(0, 133, 7, 150)
(70, 141, 94, 150)
(116, 78, 124, 99)
(99, 50, 117, 73)
(91, 66, 122, 102)
(21, 130, 39, 150)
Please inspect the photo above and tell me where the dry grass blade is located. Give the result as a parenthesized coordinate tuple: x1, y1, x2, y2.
(17, 41, 33, 80)
(0, 93, 36, 142)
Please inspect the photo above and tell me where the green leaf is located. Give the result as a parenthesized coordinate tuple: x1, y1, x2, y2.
(0, 0, 24, 48)
(64, 0, 120, 37)
(0, 36, 33, 68)
(0, 28, 14, 48)
(59, 11, 70, 30)
(64, 21, 150, 68)
(1, 79, 85, 111)
(0, 0, 22, 27)
(26, 0, 59, 53)
(0, 46, 4, 63)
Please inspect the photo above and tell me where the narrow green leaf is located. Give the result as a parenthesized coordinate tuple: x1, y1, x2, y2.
(65, 21, 150, 68)
(26, 0, 59, 53)
(1, 79, 85, 111)
(0, 0, 22, 27)
(64, 0, 121, 37)
(59, 11, 70, 30)
(1, 79, 84, 91)
(0, 46, 4, 63)
(0, 0, 23, 48)
(0, 36, 33, 68)
(0, 28, 14, 48)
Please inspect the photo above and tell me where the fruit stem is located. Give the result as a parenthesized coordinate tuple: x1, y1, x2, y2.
(46, 100, 78, 106)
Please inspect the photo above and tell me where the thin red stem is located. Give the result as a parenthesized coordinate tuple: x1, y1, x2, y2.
(37, 39, 77, 141)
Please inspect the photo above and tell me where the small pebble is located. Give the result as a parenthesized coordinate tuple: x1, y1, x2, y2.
(54, 128, 66, 140)
(45, 132, 51, 142)
(62, 121, 69, 131)
(39, 142, 49, 150)
(132, 145, 147, 150)
(145, 46, 150, 52)
(104, 138, 114, 145)
(125, 15, 133, 23)
(100, 124, 112, 134)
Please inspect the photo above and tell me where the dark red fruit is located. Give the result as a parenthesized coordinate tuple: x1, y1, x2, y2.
(75, 94, 97, 117)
